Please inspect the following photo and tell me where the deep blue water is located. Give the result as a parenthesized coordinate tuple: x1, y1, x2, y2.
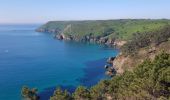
(0, 25, 119, 100)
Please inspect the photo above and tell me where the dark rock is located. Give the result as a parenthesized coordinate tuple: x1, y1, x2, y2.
(107, 57, 116, 64)
(56, 34, 64, 40)
(104, 65, 109, 69)
(105, 67, 116, 77)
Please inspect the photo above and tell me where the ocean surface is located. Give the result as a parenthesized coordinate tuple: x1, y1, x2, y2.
(0, 24, 119, 100)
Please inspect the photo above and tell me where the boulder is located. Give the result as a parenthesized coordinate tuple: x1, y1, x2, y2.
(56, 34, 64, 40)
(107, 57, 116, 64)
(104, 65, 109, 69)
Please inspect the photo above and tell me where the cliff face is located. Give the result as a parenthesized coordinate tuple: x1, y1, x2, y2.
(113, 41, 170, 74)
(37, 19, 170, 47)
(37, 23, 120, 46)
(55, 33, 125, 47)
(37, 21, 117, 46)
(37, 20, 170, 74)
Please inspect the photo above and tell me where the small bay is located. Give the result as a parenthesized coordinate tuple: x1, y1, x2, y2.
(0, 25, 119, 100)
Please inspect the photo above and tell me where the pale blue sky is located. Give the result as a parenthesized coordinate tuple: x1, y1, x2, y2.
(0, 0, 170, 24)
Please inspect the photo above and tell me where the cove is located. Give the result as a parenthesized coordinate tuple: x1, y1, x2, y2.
(0, 25, 119, 100)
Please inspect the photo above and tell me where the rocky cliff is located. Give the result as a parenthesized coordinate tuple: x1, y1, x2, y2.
(55, 33, 126, 47)
(37, 19, 170, 47)
(37, 20, 170, 75)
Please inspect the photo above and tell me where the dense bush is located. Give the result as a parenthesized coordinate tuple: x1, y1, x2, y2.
(73, 86, 91, 100)
(21, 86, 39, 100)
(121, 25, 170, 55)
(50, 87, 72, 100)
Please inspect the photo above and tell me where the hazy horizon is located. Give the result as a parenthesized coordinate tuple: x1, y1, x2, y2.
(0, 18, 170, 25)
(1, 0, 170, 24)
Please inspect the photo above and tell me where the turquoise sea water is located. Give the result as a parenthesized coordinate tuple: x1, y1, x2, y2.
(0, 25, 119, 100)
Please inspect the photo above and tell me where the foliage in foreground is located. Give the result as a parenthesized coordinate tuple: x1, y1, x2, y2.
(50, 52, 170, 100)
(50, 87, 72, 100)
(21, 86, 39, 100)
(121, 25, 170, 55)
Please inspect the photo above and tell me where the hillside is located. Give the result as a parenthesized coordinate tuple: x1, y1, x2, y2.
(114, 40, 170, 74)
(37, 19, 170, 46)
(21, 20, 170, 100)
(113, 25, 170, 74)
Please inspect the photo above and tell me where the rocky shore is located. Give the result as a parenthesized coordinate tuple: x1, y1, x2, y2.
(36, 26, 126, 48)
(36, 29, 127, 76)
(104, 57, 116, 77)
(55, 33, 126, 48)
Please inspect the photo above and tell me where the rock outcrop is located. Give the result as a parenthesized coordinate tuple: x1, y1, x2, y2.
(55, 33, 120, 46)
(104, 57, 117, 77)
(36, 22, 128, 47)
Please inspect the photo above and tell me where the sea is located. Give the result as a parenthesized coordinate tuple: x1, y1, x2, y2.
(0, 24, 119, 100)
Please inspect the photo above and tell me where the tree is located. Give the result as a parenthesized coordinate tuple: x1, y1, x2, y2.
(50, 87, 72, 100)
(21, 86, 39, 100)
(90, 80, 110, 100)
(121, 25, 170, 55)
(73, 86, 90, 100)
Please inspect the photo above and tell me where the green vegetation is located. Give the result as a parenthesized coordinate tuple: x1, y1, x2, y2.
(21, 86, 39, 100)
(37, 19, 170, 40)
(31, 19, 170, 100)
(47, 52, 170, 100)
(73, 86, 91, 100)
(121, 25, 170, 55)
(50, 87, 72, 100)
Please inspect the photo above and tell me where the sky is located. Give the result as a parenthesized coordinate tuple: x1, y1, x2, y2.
(0, 0, 170, 24)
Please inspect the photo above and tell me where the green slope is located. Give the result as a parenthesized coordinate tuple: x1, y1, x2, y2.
(37, 19, 170, 40)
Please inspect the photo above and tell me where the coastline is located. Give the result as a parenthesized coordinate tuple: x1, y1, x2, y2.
(38, 57, 117, 99)
(0, 24, 119, 100)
